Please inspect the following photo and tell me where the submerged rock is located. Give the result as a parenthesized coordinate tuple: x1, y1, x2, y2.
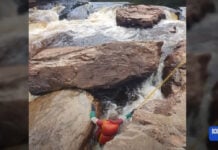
(116, 5, 166, 28)
(29, 41, 163, 95)
(29, 90, 94, 150)
(161, 40, 186, 97)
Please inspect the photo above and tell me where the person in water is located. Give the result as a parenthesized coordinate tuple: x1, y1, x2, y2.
(90, 104, 133, 145)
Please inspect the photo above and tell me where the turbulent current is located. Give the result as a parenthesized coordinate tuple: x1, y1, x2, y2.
(29, 2, 186, 118)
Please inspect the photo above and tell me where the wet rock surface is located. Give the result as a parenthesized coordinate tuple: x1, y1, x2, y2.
(162, 40, 186, 97)
(116, 5, 166, 28)
(29, 90, 94, 150)
(29, 41, 163, 95)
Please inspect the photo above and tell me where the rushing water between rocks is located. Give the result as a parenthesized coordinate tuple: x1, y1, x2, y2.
(29, 2, 186, 118)
(29, 3, 186, 149)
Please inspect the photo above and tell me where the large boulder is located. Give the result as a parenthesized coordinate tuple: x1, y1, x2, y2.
(116, 5, 166, 28)
(105, 89, 186, 150)
(29, 41, 163, 95)
(104, 123, 167, 150)
(29, 90, 94, 150)
(161, 40, 186, 97)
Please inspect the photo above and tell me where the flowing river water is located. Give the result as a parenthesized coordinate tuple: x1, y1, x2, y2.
(29, 2, 186, 148)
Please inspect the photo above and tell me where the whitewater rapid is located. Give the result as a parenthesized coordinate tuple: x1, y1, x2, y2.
(29, 2, 186, 117)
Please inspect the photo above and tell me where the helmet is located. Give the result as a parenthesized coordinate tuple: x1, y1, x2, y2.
(108, 110, 118, 120)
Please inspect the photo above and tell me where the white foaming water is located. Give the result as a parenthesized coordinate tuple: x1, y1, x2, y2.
(29, 3, 185, 47)
(120, 61, 164, 117)
(29, 3, 186, 118)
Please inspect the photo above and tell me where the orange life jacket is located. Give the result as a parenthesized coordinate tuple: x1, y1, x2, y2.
(97, 119, 123, 145)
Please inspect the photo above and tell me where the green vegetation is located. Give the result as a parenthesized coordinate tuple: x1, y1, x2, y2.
(91, 0, 186, 8)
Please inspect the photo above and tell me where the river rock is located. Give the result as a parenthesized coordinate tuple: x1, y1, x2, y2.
(161, 40, 186, 97)
(105, 89, 186, 150)
(116, 5, 166, 28)
(187, 53, 211, 116)
(187, 0, 215, 28)
(29, 41, 163, 95)
(67, 3, 93, 20)
(29, 90, 94, 150)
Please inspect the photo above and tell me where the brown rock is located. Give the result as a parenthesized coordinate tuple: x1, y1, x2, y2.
(187, 53, 211, 116)
(116, 5, 166, 28)
(29, 90, 94, 150)
(29, 41, 163, 95)
(162, 40, 186, 97)
(104, 124, 167, 150)
(133, 90, 186, 149)
(105, 90, 186, 150)
(187, 0, 215, 28)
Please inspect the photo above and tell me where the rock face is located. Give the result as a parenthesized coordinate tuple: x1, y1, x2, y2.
(187, 0, 215, 28)
(161, 40, 186, 97)
(104, 123, 167, 150)
(186, 53, 211, 116)
(105, 90, 186, 150)
(29, 41, 163, 95)
(29, 90, 94, 150)
(116, 5, 166, 28)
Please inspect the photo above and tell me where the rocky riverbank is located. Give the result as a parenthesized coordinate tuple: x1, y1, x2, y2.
(29, 2, 186, 150)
